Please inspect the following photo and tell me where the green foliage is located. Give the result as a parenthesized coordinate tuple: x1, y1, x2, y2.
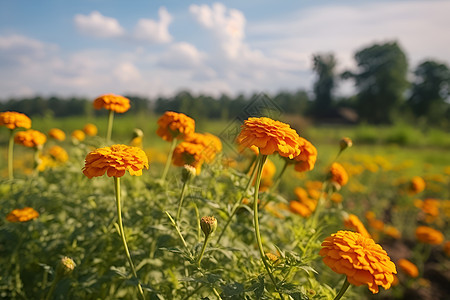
(344, 41, 409, 124)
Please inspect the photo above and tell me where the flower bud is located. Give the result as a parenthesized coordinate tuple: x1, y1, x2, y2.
(182, 164, 197, 182)
(339, 137, 353, 151)
(56, 256, 76, 277)
(200, 216, 217, 237)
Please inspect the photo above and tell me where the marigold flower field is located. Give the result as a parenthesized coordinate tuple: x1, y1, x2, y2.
(0, 100, 449, 299)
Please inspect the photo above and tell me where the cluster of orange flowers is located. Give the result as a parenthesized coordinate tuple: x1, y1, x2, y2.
(0, 111, 32, 130)
(48, 128, 66, 141)
(14, 129, 47, 148)
(236, 117, 318, 178)
(6, 207, 39, 222)
(156, 111, 222, 173)
(93, 94, 130, 113)
(415, 225, 444, 245)
(289, 186, 318, 217)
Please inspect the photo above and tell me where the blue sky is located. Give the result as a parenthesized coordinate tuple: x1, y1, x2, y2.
(1, 0, 449, 99)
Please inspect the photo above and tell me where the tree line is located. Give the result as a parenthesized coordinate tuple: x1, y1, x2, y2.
(1, 41, 449, 127)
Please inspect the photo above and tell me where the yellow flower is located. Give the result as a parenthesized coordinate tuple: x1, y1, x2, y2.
(408, 176, 426, 195)
(156, 111, 195, 142)
(48, 128, 66, 141)
(82, 144, 149, 178)
(172, 142, 205, 172)
(320, 230, 397, 294)
(83, 123, 98, 136)
(236, 117, 301, 159)
(6, 207, 39, 222)
(415, 226, 444, 245)
(93, 94, 130, 113)
(14, 129, 46, 148)
(397, 259, 419, 278)
(71, 130, 85, 142)
(329, 162, 348, 187)
(48, 145, 69, 163)
(293, 137, 318, 172)
(344, 214, 371, 238)
(0, 111, 31, 130)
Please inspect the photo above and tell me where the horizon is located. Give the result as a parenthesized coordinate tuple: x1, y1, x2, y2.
(1, 0, 449, 100)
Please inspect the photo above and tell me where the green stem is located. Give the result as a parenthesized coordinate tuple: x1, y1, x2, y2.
(44, 276, 59, 300)
(114, 177, 145, 300)
(161, 138, 178, 181)
(33, 146, 42, 176)
(176, 174, 191, 222)
(333, 278, 350, 300)
(311, 181, 329, 228)
(212, 287, 222, 299)
(166, 211, 190, 254)
(197, 235, 211, 266)
(8, 129, 14, 180)
(271, 159, 289, 193)
(182, 284, 204, 300)
(106, 109, 114, 144)
(253, 154, 283, 300)
(215, 163, 258, 245)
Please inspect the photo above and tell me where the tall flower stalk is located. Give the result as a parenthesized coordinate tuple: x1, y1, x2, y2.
(114, 177, 145, 299)
(7, 129, 15, 179)
(92, 94, 130, 145)
(0, 111, 32, 179)
(83, 144, 149, 299)
(161, 138, 178, 181)
(253, 154, 283, 299)
(106, 109, 114, 144)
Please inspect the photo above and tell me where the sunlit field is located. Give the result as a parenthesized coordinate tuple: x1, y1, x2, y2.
(0, 107, 449, 300)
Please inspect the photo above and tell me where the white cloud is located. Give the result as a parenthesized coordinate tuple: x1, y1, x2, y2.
(0, 34, 58, 65)
(74, 11, 125, 38)
(189, 3, 245, 59)
(158, 42, 203, 69)
(113, 62, 141, 83)
(133, 7, 173, 43)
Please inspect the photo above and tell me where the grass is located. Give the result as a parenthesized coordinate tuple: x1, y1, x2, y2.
(0, 114, 449, 299)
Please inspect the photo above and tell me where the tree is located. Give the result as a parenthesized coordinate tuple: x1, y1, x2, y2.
(343, 41, 408, 124)
(312, 53, 337, 117)
(408, 60, 450, 124)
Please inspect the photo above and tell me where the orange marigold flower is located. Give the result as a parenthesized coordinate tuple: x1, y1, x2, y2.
(156, 111, 195, 142)
(289, 200, 314, 217)
(293, 137, 318, 172)
(82, 144, 149, 178)
(384, 225, 401, 239)
(397, 259, 419, 278)
(320, 230, 397, 294)
(71, 130, 85, 142)
(48, 128, 66, 141)
(185, 132, 222, 162)
(0, 111, 31, 130)
(48, 145, 69, 163)
(236, 117, 301, 159)
(330, 193, 343, 203)
(6, 207, 39, 222)
(172, 142, 205, 172)
(408, 176, 426, 195)
(329, 162, 348, 186)
(420, 198, 440, 217)
(93, 94, 130, 113)
(83, 123, 98, 136)
(14, 129, 46, 148)
(369, 219, 385, 231)
(344, 214, 371, 238)
(444, 241, 450, 257)
(415, 226, 444, 245)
